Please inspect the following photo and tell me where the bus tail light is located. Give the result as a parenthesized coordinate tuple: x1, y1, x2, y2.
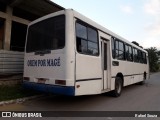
(37, 78, 47, 84)
(76, 85, 80, 88)
(55, 80, 66, 85)
(23, 77, 30, 81)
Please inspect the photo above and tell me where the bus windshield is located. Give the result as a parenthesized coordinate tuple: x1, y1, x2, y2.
(26, 15, 65, 53)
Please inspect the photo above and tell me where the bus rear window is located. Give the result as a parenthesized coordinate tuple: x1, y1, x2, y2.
(26, 15, 65, 53)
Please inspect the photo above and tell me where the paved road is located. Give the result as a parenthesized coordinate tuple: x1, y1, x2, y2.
(0, 72, 160, 120)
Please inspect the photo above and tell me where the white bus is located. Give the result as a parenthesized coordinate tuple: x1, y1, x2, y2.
(23, 9, 149, 97)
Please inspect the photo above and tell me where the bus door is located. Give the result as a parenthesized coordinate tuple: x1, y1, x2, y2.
(101, 36, 111, 90)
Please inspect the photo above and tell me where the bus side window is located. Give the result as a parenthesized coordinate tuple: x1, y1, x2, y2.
(137, 50, 141, 63)
(125, 44, 129, 61)
(76, 23, 87, 53)
(115, 40, 119, 59)
(142, 52, 147, 64)
(133, 48, 138, 62)
(76, 22, 87, 39)
(145, 53, 147, 64)
(140, 51, 143, 63)
(76, 22, 99, 56)
(138, 50, 140, 63)
(128, 45, 133, 61)
(115, 40, 125, 60)
(111, 37, 115, 59)
(118, 41, 125, 60)
(88, 27, 99, 55)
(76, 38, 87, 53)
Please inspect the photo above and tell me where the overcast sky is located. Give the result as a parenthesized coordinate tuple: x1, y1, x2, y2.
(52, 0, 160, 50)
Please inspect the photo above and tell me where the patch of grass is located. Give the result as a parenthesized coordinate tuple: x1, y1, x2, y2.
(0, 84, 41, 101)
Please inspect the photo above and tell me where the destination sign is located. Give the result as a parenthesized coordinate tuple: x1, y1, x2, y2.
(27, 57, 60, 67)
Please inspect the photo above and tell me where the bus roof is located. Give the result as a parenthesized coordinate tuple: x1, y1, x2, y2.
(72, 9, 147, 53)
(28, 9, 147, 54)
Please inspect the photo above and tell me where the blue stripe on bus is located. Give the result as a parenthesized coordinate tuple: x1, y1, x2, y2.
(23, 81, 75, 96)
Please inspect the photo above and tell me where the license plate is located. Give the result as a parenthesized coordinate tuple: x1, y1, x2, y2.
(37, 78, 47, 84)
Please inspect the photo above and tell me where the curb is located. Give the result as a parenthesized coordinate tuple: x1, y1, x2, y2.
(0, 95, 44, 106)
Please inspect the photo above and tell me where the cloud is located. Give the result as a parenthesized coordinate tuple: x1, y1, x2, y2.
(120, 5, 133, 14)
(144, 0, 160, 32)
(141, 35, 160, 49)
(145, 18, 160, 37)
(142, 25, 160, 49)
(143, 0, 160, 49)
(144, 0, 160, 16)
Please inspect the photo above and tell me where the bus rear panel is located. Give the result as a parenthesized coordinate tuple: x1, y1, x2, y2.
(23, 10, 76, 96)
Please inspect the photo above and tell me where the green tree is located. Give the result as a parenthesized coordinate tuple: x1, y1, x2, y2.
(145, 47, 159, 72)
(158, 50, 160, 55)
(132, 41, 143, 48)
(158, 50, 160, 71)
(132, 41, 139, 46)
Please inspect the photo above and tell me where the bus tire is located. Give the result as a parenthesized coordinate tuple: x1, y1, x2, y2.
(139, 73, 146, 85)
(112, 77, 122, 97)
(139, 81, 145, 85)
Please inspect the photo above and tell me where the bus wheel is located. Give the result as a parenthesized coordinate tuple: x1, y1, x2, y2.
(139, 73, 146, 85)
(112, 77, 122, 97)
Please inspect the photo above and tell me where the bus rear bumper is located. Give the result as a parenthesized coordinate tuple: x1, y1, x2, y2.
(23, 81, 75, 96)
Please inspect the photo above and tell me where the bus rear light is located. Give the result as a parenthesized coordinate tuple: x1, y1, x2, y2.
(55, 80, 66, 85)
(76, 85, 80, 88)
(37, 78, 47, 84)
(23, 77, 30, 81)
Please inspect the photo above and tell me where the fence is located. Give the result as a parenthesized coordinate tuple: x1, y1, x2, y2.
(0, 50, 24, 74)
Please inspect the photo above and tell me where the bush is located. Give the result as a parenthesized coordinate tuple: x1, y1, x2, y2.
(0, 84, 41, 101)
